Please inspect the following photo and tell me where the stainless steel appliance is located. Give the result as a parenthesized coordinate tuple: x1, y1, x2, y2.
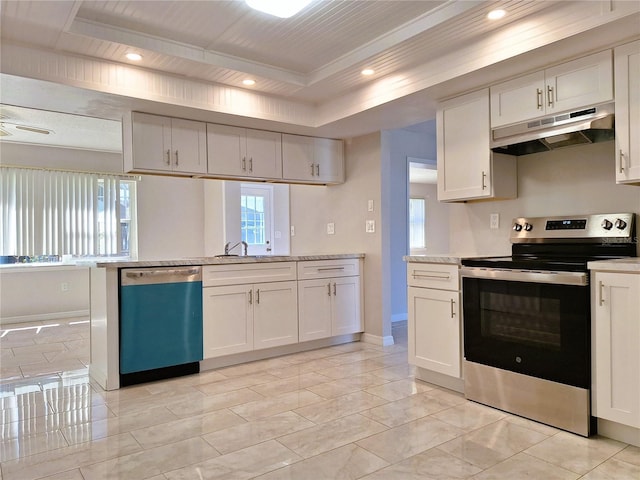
(120, 266, 203, 387)
(461, 213, 636, 436)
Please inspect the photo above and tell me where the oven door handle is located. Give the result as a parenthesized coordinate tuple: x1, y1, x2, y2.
(460, 267, 588, 286)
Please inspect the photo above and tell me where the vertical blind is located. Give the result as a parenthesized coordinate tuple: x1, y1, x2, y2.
(1, 167, 121, 256)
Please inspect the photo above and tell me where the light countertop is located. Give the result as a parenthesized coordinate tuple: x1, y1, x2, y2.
(403, 254, 487, 265)
(95, 253, 364, 269)
(588, 257, 640, 273)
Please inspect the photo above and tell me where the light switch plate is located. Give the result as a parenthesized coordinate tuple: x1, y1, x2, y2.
(290, 226, 295, 236)
(368, 200, 374, 212)
(365, 220, 375, 233)
(490, 213, 500, 229)
(327, 222, 335, 235)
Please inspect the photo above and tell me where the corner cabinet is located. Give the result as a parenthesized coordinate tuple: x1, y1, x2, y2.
(490, 50, 613, 128)
(437, 89, 517, 202)
(206, 124, 283, 180)
(592, 270, 640, 430)
(614, 40, 640, 185)
(297, 259, 362, 341)
(282, 134, 345, 184)
(202, 263, 298, 358)
(407, 263, 461, 381)
(123, 112, 207, 175)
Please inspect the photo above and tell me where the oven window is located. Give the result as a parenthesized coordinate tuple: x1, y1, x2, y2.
(480, 292, 561, 350)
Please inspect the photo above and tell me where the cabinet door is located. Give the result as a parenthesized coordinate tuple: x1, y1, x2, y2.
(282, 134, 315, 182)
(170, 118, 207, 174)
(254, 281, 298, 350)
(314, 138, 344, 184)
(546, 50, 613, 115)
(437, 89, 492, 201)
(130, 112, 172, 171)
(408, 286, 460, 378)
(615, 40, 640, 184)
(298, 278, 332, 341)
(203, 284, 253, 358)
(331, 276, 362, 336)
(245, 129, 282, 179)
(206, 124, 246, 177)
(490, 71, 545, 127)
(593, 272, 640, 428)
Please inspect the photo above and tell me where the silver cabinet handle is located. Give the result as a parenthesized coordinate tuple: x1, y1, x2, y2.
(256, 288, 260, 304)
(536, 88, 543, 109)
(333, 282, 337, 296)
(327, 283, 331, 296)
(242, 157, 246, 171)
(412, 272, 450, 280)
(619, 150, 625, 173)
(598, 281, 605, 306)
(316, 164, 320, 176)
(311, 163, 315, 176)
(450, 298, 455, 318)
(175, 150, 179, 166)
(166, 149, 171, 166)
(547, 85, 554, 107)
(318, 267, 345, 272)
(481, 171, 487, 190)
(248, 289, 253, 305)
(249, 157, 253, 173)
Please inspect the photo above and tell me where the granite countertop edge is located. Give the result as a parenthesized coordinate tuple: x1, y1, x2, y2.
(587, 257, 640, 273)
(94, 253, 365, 269)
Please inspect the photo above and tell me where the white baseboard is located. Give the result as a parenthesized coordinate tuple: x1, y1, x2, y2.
(391, 313, 407, 322)
(0, 310, 89, 326)
(361, 333, 395, 346)
(597, 418, 640, 447)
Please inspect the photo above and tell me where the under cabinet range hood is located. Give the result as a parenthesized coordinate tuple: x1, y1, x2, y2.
(491, 102, 615, 156)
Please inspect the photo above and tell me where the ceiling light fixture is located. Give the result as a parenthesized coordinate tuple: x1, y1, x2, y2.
(242, 79, 256, 86)
(361, 68, 375, 76)
(125, 52, 143, 61)
(245, 0, 313, 18)
(487, 9, 506, 20)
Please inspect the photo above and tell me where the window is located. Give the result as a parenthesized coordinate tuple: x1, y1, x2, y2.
(240, 184, 272, 255)
(409, 197, 426, 249)
(0, 167, 137, 258)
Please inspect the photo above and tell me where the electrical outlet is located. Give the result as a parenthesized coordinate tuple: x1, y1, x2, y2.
(327, 222, 335, 235)
(290, 226, 295, 236)
(365, 220, 375, 233)
(490, 213, 500, 229)
(60, 282, 69, 292)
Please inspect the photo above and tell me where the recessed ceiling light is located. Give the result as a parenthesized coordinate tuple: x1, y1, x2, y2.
(361, 68, 375, 76)
(242, 79, 256, 86)
(487, 9, 506, 20)
(125, 52, 143, 61)
(245, 0, 312, 18)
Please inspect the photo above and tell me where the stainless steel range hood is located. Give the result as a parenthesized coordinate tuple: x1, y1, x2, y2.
(491, 102, 614, 156)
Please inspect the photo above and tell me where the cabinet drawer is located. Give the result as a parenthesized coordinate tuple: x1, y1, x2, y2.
(297, 259, 361, 280)
(203, 262, 296, 287)
(407, 263, 459, 290)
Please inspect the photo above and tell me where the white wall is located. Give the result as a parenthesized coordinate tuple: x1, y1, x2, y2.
(409, 182, 450, 254)
(289, 133, 385, 339)
(449, 141, 640, 255)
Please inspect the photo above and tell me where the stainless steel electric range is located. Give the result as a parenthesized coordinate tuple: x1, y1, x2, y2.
(460, 212, 636, 436)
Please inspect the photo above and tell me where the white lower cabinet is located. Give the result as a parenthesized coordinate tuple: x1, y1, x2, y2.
(407, 263, 461, 379)
(253, 281, 298, 350)
(592, 271, 640, 429)
(297, 259, 363, 341)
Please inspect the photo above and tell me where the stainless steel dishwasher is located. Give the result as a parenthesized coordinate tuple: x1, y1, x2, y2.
(119, 266, 203, 386)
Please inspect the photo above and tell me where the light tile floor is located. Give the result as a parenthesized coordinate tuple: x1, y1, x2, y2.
(1, 320, 638, 479)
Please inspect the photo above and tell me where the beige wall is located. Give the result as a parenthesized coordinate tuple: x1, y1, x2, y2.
(409, 182, 450, 254)
(448, 141, 640, 255)
(290, 133, 384, 338)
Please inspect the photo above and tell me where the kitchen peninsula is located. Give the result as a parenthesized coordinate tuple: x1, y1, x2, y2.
(89, 254, 364, 390)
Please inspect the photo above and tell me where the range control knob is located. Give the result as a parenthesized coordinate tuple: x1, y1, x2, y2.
(601, 219, 613, 230)
(513, 223, 523, 232)
(523, 223, 533, 231)
(615, 218, 628, 230)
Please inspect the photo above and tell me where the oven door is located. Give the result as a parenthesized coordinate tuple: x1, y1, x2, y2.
(461, 268, 590, 389)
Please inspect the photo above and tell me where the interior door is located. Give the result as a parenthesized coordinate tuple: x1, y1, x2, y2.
(241, 185, 273, 255)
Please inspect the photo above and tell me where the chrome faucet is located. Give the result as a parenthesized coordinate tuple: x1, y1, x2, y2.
(224, 241, 248, 256)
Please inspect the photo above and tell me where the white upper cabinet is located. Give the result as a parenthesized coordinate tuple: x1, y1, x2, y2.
(207, 124, 282, 180)
(123, 112, 207, 175)
(437, 88, 517, 202)
(491, 50, 613, 127)
(282, 134, 344, 184)
(614, 40, 640, 185)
